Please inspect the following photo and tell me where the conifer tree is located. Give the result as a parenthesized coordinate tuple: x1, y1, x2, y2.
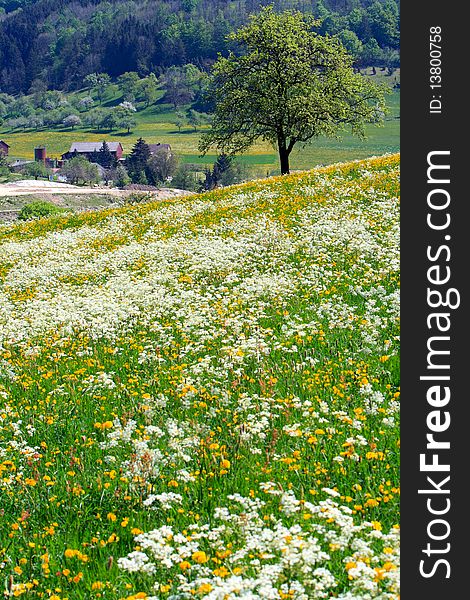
(98, 141, 115, 169)
(126, 137, 151, 183)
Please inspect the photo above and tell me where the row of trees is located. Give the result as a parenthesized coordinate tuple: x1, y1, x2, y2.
(1, 64, 204, 109)
(3, 64, 206, 112)
(85, 72, 162, 107)
(1, 104, 210, 134)
(0, 0, 399, 94)
(0, 64, 212, 132)
(124, 138, 178, 185)
(51, 139, 180, 187)
(1, 105, 138, 134)
(6, 159, 247, 194)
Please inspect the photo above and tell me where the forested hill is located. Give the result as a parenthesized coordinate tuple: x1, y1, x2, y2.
(0, 0, 33, 13)
(0, 0, 399, 95)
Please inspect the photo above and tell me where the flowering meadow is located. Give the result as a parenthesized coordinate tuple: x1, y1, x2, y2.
(0, 154, 400, 600)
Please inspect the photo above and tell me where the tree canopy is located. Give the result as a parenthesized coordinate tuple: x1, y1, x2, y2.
(200, 6, 388, 175)
(21, 160, 48, 180)
(0, 0, 399, 95)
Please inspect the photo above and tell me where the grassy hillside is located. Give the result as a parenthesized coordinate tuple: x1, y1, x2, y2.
(0, 154, 400, 599)
(1, 78, 399, 174)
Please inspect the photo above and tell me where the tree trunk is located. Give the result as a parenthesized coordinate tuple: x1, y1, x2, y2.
(278, 144, 290, 175)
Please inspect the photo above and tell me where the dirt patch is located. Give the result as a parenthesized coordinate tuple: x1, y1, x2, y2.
(0, 180, 125, 198)
(0, 180, 193, 199)
(0, 209, 20, 223)
(0, 182, 194, 223)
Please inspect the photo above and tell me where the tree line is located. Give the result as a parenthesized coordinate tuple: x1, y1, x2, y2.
(0, 66, 212, 133)
(0, 0, 399, 95)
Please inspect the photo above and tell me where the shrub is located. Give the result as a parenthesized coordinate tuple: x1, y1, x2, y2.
(0, 153, 10, 179)
(114, 164, 131, 189)
(147, 148, 179, 185)
(20, 161, 49, 180)
(18, 201, 66, 221)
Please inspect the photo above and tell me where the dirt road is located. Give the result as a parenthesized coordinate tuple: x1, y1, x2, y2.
(0, 180, 192, 199)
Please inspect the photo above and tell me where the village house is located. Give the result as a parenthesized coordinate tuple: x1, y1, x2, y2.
(61, 142, 124, 162)
(0, 140, 10, 156)
(148, 143, 172, 155)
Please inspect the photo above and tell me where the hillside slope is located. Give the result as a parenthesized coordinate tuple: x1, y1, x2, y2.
(0, 155, 400, 599)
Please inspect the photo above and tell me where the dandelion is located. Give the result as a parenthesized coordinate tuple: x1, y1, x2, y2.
(192, 551, 209, 564)
(91, 581, 104, 590)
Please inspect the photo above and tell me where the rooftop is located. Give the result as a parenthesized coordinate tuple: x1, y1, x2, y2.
(148, 143, 171, 153)
(67, 142, 123, 153)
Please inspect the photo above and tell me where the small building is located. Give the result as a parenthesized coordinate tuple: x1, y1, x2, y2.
(62, 142, 124, 162)
(0, 140, 10, 156)
(9, 159, 34, 172)
(148, 143, 172, 155)
(35, 146, 47, 164)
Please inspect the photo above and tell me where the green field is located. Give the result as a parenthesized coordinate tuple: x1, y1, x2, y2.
(0, 155, 400, 599)
(1, 73, 399, 175)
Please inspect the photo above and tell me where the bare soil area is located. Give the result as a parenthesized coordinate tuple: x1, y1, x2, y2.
(0, 179, 192, 199)
(0, 181, 194, 222)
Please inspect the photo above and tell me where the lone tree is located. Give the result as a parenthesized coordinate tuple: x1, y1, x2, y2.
(147, 147, 178, 184)
(61, 156, 99, 185)
(174, 110, 186, 132)
(22, 161, 48, 180)
(199, 6, 387, 175)
(63, 114, 81, 130)
(84, 72, 111, 105)
(118, 116, 137, 134)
